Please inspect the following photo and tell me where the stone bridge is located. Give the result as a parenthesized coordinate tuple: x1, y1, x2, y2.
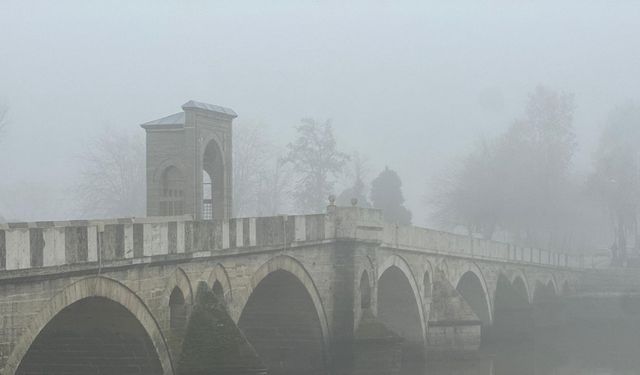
(0, 206, 605, 375)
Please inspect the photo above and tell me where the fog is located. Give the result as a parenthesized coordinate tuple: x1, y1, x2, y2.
(4, 3, 640, 374)
(1, 0, 639, 226)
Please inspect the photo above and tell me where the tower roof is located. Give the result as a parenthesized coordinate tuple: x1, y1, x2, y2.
(141, 112, 185, 127)
(141, 100, 237, 129)
(181, 100, 237, 118)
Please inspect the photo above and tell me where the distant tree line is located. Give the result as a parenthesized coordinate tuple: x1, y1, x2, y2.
(8, 86, 639, 261)
(428, 86, 640, 262)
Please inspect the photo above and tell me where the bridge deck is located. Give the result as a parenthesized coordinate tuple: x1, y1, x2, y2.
(0, 207, 602, 275)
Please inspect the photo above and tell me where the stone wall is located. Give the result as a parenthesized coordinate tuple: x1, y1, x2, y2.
(0, 206, 614, 374)
(0, 207, 595, 273)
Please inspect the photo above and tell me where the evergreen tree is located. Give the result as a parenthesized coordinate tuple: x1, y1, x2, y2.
(177, 282, 265, 374)
(370, 167, 412, 225)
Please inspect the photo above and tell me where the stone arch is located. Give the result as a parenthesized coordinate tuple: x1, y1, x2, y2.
(363, 254, 376, 280)
(202, 137, 226, 220)
(492, 272, 533, 342)
(438, 259, 450, 283)
(205, 263, 233, 303)
(510, 269, 531, 303)
(163, 267, 194, 306)
(360, 270, 372, 309)
(423, 260, 434, 301)
(547, 275, 559, 296)
(238, 255, 329, 375)
(454, 263, 493, 325)
(512, 275, 531, 304)
(152, 158, 187, 185)
(532, 274, 558, 301)
(561, 280, 571, 296)
(5, 276, 173, 375)
(377, 254, 427, 344)
(239, 255, 330, 344)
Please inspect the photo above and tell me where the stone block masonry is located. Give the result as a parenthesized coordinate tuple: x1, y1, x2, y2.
(0, 207, 593, 273)
(0, 206, 615, 375)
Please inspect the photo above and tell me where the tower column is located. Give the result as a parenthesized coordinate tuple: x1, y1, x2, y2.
(141, 100, 237, 220)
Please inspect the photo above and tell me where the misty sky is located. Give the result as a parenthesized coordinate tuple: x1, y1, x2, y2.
(1, 0, 640, 223)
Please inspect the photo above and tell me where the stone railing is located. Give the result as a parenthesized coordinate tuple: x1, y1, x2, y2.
(329, 206, 603, 269)
(0, 206, 604, 272)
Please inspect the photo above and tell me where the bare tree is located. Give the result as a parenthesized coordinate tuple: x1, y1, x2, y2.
(429, 139, 503, 239)
(589, 103, 640, 263)
(284, 118, 349, 214)
(233, 121, 292, 217)
(75, 127, 146, 218)
(233, 122, 272, 217)
(428, 86, 578, 249)
(337, 152, 371, 208)
(254, 156, 294, 216)
(498, 86, 576, 248)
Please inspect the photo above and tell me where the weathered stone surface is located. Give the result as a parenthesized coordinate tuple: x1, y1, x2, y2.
(0, 207, 623, 375)
(142, 101, 235, 221)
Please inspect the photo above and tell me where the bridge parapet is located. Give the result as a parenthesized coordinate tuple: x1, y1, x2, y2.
(0, 213, 336, 272)
(381, 224, 588, 268)
(327, 206, 596, 269)
(0, 207, 599, 273)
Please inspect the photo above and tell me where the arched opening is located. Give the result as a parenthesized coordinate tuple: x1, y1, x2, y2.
(202, 139, 225, 220)
(202, 170, 213, 219)
(532, 281, 556, 304)
(532, 280, 560, 328)
(16, 297, 163, 374)
(360, 270, 371, 309)
(160, 165, 185, 216)
(491, 274, 533, 343)
(238, 270, 325, 375)
(377, 266, 424, 367)
(423, 270, 432, 301)
(512, 276, 530, 304)
(212, 280, 224, 303)
(456, 271, 491, 326)
(169, 287, 187, 331)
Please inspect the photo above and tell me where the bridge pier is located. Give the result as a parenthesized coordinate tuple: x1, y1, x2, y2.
(0, 207, 600, 374)
(426, 268, 482, 357)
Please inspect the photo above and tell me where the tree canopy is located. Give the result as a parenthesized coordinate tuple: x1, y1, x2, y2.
(75, 127, 146, 218)
(589, 103, 640, 262)
(371, 166, 412, 225)
(284, 118, 349, 213)
(429, 86, 580, 249)
(337, 153, 371, 208)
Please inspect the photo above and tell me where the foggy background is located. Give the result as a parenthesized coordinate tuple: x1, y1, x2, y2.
(1, 1, 639, 252)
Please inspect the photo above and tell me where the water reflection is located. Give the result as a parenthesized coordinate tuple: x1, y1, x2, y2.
(413, 322, 640, 375)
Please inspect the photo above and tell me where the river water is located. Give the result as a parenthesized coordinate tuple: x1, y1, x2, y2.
(412, 321, 640, 375)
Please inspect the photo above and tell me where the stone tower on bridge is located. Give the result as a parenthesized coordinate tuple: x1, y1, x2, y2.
(141, 100, 236, 220)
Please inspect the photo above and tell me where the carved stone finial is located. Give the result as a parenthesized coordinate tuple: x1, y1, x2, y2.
(328, 195, 336, 205)
(350, 198, 358, 207)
